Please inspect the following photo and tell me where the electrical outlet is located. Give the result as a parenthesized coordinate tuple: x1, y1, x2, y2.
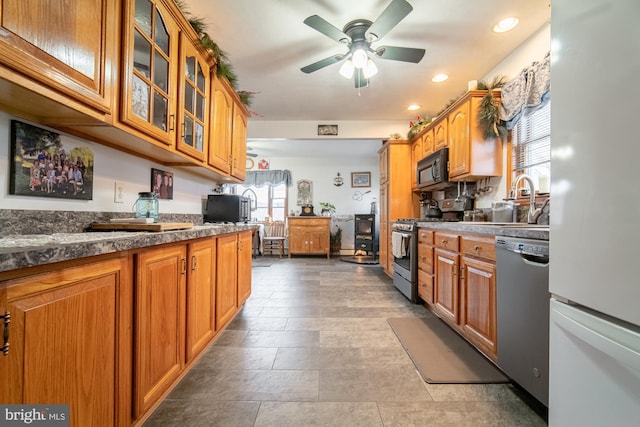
(114, 181, 125, 203)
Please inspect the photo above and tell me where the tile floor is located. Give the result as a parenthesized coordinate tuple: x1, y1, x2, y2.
(144, 257, 547, 426)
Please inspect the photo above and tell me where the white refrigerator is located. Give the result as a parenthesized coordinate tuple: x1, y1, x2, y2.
(550, 0, 640, 425)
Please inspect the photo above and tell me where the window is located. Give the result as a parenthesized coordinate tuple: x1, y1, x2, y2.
(237, 183, 288, 222)
(511, 101, 551, 193)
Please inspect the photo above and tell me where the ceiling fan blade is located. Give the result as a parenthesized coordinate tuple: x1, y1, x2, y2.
(247, 152, 257, 157)
(354, 68, 368, 88)
(303, 15, 349, 43)
(366, 0, 413, 41)
(301, 54, 345, 74)
(375, 45, 426, 63)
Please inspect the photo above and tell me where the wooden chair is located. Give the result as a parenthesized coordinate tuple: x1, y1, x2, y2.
(262, 221, 286, 257)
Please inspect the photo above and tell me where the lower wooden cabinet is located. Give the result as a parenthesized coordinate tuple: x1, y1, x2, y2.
(216, 234, 239, 329)
(134, 245, 187, 418)
(0, 230, 253, 426)
(186, 238, 217, 363)
(237, 230, 253, 306)
(426, 229, 498, 362)
(1, 255, 133, 427)
(287, 217, 330, 258)
(460, 235, 497, 361)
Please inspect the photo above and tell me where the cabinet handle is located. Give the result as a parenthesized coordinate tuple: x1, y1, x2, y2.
(474, 245, 480, 252)
(169, 114, 175, 132)
(192, 255, 197, 271)
(1, 311, 10, 356)
(182, 258, 187, 275)
(442, 240, 448, 246)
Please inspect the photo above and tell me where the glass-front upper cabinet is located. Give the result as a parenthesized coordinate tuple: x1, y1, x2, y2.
(176, 37, 210, 161)
(122, 0, 178, 145)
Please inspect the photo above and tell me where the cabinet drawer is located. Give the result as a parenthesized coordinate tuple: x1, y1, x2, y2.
(289, 218, 329, 227)
(461, 235, 496, 261)
(434, 232, 459, 252)
(418, 228, 434, 244)
(418, 243, 433, 273)
(418, 269, 434, 304)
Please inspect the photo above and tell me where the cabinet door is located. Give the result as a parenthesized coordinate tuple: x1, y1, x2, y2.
(231, 102, 248, 180)
(208, 76, 233, 173)
(422, 129, 434, 157)
(216, 234, 238, 329)
(0, 0, 117, 113)
(176, 36, 209, 161)
(308, 227, 329, 256)
(418, 269, 434, 304)
(434, 248, 459, 325)
(460, 256, 497, 359)
(379, 145, 389, 184)
(237, 230, 253, 305)
(411, 138, 422, 190)
(186, 238, 216, 363)
(448, 100, 471, 177)
(433, 119, 448, 150)
(135, 245, 186, 417)
(3, 257, 132, 427)
(122, 0, 179, 145)
(288, 226, 306, 255)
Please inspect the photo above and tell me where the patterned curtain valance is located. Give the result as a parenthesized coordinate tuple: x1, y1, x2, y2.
(241, 169, 292, 187)
(500, 51, 551, 130)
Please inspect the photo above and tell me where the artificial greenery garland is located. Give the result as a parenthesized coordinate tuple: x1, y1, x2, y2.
(476, 75, 508, 139)
(175, 1, 253, 107)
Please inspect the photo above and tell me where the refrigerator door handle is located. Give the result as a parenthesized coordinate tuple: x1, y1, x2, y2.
(551, 300, 640, 373)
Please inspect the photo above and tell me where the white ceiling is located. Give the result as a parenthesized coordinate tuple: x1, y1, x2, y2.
(184, 0, 550, 156)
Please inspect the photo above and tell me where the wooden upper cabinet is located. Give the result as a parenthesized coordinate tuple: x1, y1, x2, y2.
(176, 36, 210, 162)
(208, 74, 248, 181)
(433, 118, 448, 151)
(448, 91, 503, 180)
(231, 101, 248, 180)
(448, 100, 471, 177)
(121, 0, 179, 145)
(411, 138, 423, 190)
(208, 75, 233, 173)
(422, 128, 434, 157)
(0, 0, 117, 113)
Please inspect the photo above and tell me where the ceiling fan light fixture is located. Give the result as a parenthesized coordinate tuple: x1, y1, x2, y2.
(339, 60, 355, 78)
(352, 48, 368, 69)
(363, 59, 378, 78)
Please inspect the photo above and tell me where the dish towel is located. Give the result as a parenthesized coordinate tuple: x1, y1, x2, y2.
(391, 232, 409, 258)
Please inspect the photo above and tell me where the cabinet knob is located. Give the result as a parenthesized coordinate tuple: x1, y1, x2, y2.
(474, 245, 480, 252)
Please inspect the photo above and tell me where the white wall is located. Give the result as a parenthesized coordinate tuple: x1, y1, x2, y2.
(265, 153, 380, 251)
(0, 112, 218, 215)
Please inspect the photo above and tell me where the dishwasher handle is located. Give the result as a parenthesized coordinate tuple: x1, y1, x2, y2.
(521, 253, 549, 267)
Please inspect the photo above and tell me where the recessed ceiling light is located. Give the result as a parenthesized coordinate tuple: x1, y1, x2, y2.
(493, 17, 519, 33)
(432, 74, 448, 83)
(408, 104, 421, 111)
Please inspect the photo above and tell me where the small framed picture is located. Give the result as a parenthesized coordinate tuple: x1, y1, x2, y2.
(351, 172, 371, 188)
(151, 168, 173, 200)
(317, 124, 338, 136)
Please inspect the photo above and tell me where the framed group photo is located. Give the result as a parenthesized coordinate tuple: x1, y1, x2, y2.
(9, 120, 94, 200)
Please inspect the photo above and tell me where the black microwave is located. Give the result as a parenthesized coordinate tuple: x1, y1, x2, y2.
(204, 194, 250, 223)
(417, 147, 451, 191)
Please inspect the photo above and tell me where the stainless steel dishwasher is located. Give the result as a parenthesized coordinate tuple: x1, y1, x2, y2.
(496, 235, 549, 407)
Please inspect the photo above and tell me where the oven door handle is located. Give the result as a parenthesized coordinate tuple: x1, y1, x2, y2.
(391, 232, 412, 238)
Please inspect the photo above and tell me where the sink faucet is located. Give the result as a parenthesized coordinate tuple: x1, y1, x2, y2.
(510, 174, 543, 224)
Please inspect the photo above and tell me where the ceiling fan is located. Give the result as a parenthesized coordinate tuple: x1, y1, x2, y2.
(300, 0, 426, 88)
(247, 146, 257, 157)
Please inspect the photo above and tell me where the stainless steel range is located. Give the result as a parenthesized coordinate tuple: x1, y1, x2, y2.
(391, 219, 419, 303)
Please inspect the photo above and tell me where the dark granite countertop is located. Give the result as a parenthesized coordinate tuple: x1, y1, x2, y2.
(0, 224, 258, 274)
(415, 221, 549, 241)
